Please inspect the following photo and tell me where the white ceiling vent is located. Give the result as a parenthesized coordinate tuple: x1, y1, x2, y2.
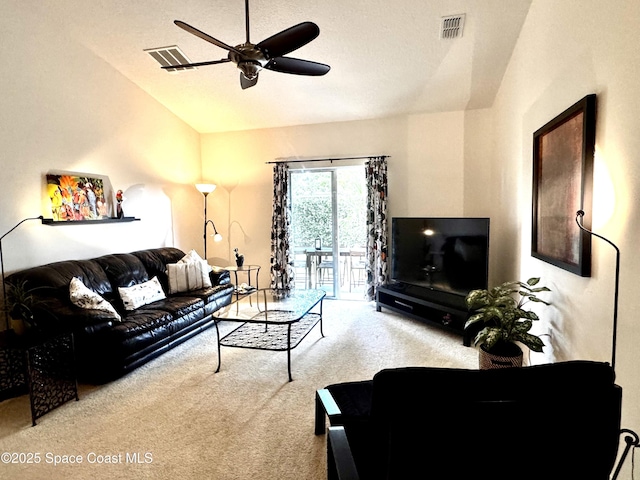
(145, 46, 195, 73)
(440, 14, 465, 39)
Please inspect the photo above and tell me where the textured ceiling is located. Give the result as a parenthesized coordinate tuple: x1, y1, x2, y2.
(37, 0, 532, 133)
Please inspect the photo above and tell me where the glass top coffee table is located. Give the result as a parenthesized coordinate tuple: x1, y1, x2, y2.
(213, 288, 326, 381)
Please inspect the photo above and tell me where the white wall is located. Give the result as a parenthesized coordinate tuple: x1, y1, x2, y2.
(475, 0, 640, 467)
(200, 113, 467, 276)
(407, 111, 466, 215)
(0, 4, 202, 277)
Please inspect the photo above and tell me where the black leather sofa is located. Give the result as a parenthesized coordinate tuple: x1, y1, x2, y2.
(5, 247, 234, 383)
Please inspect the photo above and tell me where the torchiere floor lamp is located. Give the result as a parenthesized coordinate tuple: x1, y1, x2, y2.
(196, 184, 222, 260)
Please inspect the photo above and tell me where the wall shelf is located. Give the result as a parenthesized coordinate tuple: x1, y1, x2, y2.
(41, 217, 140, 225)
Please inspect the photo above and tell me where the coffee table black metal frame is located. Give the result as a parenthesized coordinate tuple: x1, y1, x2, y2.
(213, 288, 326, 381)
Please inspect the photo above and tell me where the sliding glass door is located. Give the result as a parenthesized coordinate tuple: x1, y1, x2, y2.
(290, 166, 366, 298)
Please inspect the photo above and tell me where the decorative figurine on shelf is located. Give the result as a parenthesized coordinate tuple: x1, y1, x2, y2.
(116, 189, 124, 219)
(234, 248, 245, 267)
(85, 182, 98, 217)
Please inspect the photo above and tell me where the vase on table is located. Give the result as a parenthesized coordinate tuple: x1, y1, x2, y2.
(234, 248, 245, 267)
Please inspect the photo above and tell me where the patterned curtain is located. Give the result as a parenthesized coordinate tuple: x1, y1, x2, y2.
(270, 163, 293, 293)
(365, 156, 388, 301)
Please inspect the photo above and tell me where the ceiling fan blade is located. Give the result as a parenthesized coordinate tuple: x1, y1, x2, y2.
(265, 57, 330, 76)
(257, 22, 320, 58)
(161, 58, 231, 69)
(240, 72, 259, 89)
(174, 20, 243, 56)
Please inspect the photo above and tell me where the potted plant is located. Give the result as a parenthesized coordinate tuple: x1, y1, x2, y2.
(234, 248, 245, 267)
(3, 280, 48, 334)
(465, 277, 551, 369)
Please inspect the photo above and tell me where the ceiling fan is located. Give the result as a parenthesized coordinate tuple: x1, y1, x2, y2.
(164, 0, 331, 89)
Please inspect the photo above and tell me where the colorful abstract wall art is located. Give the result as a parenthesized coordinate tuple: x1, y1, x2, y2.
(46, 174, 110, 221)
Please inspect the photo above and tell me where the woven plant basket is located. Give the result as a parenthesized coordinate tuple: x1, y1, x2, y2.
(479, 343, 523, 369)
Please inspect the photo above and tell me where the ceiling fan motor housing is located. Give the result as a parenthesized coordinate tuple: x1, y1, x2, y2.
(230, 43, 269, 80)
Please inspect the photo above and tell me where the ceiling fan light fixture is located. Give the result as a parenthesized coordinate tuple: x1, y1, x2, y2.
(239, 62, 261, 80)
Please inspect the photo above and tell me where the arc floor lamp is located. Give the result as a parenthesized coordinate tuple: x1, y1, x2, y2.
(575, 210, 620, 371)
(576, 210, 638, 477)
(1, 215, 44, 330)
(196, 184, 222, 260)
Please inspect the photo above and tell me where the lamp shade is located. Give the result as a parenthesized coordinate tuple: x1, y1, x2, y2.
(195, 183, 216, 194)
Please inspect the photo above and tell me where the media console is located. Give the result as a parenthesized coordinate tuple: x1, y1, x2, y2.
(376, 283, 476, 346)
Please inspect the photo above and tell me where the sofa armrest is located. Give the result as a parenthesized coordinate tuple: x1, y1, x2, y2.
(316, 380, 374, 435)
(316, 388, 343, 435)
(210, 266, 231, 286)
(327, 426, 360, 480)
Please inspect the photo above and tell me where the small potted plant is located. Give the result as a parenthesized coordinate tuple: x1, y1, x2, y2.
(465, 277, 551, 369)
(3, 280, 42, 334)
(234, 248, 245, 267)
(3, 280, 59, 336)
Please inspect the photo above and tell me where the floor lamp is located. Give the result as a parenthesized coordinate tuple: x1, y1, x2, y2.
(195, 184, 222, 260)
(576, 212, 639, 479)
(1, 216, 44, 330)
(575, 210, 620, 372)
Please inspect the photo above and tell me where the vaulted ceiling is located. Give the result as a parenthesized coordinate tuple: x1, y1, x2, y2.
(41, 0, 532, 133)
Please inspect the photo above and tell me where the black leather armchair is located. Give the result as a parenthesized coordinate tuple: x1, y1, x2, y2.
(316, 362, 636, 480)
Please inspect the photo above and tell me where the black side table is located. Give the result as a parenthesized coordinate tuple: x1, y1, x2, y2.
(0, 329, 79, 426)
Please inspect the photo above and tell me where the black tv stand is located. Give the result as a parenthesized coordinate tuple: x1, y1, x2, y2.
(375, 283, 474, 346)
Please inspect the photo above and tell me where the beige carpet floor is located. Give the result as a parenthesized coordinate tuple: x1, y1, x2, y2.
(0, 299, 477, 480)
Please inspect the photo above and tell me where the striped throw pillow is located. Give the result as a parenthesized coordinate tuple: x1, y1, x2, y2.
(167, 259, 212, 294)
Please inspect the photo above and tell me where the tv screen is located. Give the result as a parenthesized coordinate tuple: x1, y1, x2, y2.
(391, 217, 490, 297)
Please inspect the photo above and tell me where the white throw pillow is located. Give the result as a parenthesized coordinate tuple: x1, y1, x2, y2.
(179, 250, 213, 271)
(167, 260, 212, 293)
(118, 277, 166, 311)
(179, 249, 205, 264)
(69, 277, 121, 321)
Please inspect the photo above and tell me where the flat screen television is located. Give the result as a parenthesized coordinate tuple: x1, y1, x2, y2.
(391, 217, 490, 298)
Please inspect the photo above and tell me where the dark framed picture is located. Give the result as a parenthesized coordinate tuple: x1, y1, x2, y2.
(531, 94, 596, 276)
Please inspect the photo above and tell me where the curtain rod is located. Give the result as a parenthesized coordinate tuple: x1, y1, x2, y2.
(265, 155, 389, 165)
